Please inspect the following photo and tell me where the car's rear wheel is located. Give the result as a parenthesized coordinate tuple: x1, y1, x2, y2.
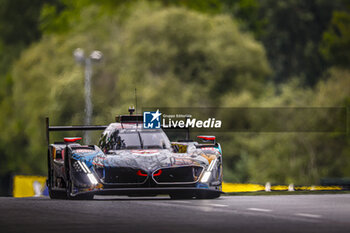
(48, 149, 66, 199)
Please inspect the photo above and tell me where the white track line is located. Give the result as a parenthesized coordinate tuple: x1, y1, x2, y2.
(294, 213, 321, 218)
(209, 204, 229, 207)
(172, 201, 191, 204)
(247, 208, 272, 212)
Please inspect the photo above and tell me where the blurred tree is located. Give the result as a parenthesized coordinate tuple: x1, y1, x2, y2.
(220, 68, 350, 184)
(155, 0, 222, 14)
(115, 3, 270, 105)
(38, 0, 346, 86)
(7, 2, 270, 176)
(1, 0, 349, 185)
(39, 0, 128, 34)
(220, 0, 345, 86)
(221, 0, 264, 36)
(0, 0, 43, 46)
(0, 0, 62, 75)
(256, 0, 343, 85)
(0, 0, 59, 178)
(321, 4, 350, 68)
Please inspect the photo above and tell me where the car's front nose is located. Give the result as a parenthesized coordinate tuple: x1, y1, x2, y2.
(70, 161, 222, 197)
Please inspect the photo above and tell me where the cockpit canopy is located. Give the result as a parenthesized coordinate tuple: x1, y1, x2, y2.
(98, 128, 171, 151)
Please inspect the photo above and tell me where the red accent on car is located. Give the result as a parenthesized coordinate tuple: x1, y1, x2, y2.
(137, 170, 148, 176)
(153, 169, 162, 176)
(64, 137, 82, 143)
(197, 135, 216, 141)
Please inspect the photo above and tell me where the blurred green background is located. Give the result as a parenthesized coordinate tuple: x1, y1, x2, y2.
(0, 0, 349, 192)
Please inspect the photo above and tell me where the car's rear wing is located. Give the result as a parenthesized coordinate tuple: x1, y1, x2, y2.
(115, 114, 143, 123)
(45, 117, 107, 146)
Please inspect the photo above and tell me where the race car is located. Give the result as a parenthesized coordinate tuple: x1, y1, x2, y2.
(46, 111, 223, 200)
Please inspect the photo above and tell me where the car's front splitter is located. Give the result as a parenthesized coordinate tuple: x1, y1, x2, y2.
(70, 186, 224, 197)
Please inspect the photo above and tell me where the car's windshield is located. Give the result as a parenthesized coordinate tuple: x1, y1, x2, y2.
(106, 130, 171, 150)
(140, 131, 171, 149)
(113, 132, 141, 149)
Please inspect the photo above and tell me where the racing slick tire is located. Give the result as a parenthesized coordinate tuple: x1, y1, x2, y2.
(47, 149, 66, 199)
(65, 176, 94, 200)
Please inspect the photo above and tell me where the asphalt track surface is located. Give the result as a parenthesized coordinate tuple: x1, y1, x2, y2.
(1, 194, 350, 233)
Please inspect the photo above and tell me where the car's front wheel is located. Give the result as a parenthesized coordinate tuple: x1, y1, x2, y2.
(49, 189, 67, 199)
(65, 158, 94, 200)
(65, 178, 94, 200)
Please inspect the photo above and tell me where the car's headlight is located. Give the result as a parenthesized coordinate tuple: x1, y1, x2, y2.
(72, 160, 98, 185)
(200, 171, 211, 183)
(201, 159, 217, 183)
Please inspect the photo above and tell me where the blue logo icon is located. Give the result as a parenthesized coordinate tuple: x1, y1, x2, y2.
(143, 110, 162, 129)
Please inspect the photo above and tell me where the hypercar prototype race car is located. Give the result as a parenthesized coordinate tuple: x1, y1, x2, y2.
(46, 111, 223, 200)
